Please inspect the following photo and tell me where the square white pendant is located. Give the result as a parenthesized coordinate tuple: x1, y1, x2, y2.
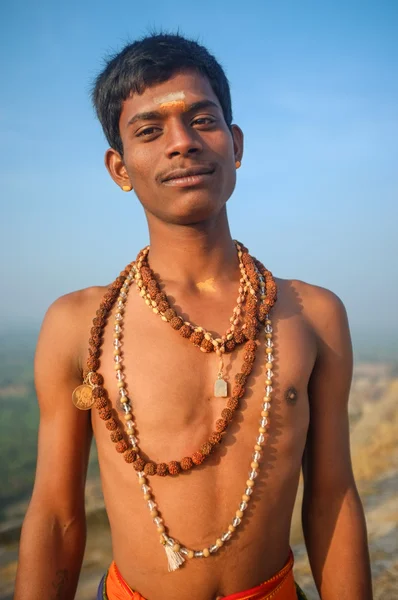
(214, 378, 228, 398)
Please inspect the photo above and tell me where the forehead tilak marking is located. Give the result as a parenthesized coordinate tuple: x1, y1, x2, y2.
(153, 91, 188, 113)
(153, 91, 186, 104)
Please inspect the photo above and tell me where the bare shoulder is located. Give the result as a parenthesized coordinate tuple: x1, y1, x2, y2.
(37, 285, 109, 377)
(292, 278, 345, 322)
(274, 277, 351, 355)
(45, 285, 109, 320)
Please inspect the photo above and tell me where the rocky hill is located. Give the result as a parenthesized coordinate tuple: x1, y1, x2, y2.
(291, 369, 398, 599)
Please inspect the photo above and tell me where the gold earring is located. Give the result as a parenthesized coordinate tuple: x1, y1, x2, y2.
(122, 184, 132, 192)
(235, 160, 241, 169)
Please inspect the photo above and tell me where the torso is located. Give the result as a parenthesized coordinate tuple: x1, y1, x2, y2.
(81, 275, 316, 600)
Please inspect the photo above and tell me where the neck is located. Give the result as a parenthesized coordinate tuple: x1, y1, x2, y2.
(144, 207, 240, 287)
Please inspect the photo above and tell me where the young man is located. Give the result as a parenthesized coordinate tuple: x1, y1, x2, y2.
(15, 34, 372, 600)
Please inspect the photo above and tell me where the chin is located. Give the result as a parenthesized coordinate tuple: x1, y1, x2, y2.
(169, 193, 225, 225)
(145, 188, 225, 225)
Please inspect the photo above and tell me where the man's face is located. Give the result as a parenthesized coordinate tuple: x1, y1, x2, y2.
(108, 70, 243, 226)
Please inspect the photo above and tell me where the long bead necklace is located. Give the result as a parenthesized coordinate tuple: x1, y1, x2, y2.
(111, 259, 263, 477)
(72, 244, 277, 571)
(131, 265, 274, 570)
(108, 244, 276, 476)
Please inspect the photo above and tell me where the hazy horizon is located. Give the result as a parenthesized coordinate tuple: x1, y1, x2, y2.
(0, 317, 396, 364)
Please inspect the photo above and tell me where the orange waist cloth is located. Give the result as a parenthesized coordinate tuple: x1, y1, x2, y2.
(104, 550, 297, 600)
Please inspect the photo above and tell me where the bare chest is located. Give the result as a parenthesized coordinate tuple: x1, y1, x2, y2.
(88, 282, 317, 592)
(91, 287, 315, 469)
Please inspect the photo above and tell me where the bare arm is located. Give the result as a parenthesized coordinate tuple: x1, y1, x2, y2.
(15, 294, 92, 600)
(302, 287, 372, 599)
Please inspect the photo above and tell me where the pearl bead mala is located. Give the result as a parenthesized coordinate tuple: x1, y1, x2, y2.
(133, 272, 274, 571)
(79, 247, 277, 572)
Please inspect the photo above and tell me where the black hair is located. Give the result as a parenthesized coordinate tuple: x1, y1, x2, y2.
(92, 33, 233, 155)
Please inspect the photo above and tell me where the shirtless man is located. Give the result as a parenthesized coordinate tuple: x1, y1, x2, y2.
(15, 34, 372, 600)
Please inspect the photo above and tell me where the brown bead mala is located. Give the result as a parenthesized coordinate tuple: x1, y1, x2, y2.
(110, 251, 271, 475)
(134, 241, 264, 353)
(95, 295, 260, 476)
(79, 244, 277, 477)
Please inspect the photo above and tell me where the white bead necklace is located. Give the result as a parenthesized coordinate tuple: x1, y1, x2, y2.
(113, 264, 274, 571)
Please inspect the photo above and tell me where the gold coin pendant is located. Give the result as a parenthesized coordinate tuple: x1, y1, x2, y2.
(72, 384, 95, 410)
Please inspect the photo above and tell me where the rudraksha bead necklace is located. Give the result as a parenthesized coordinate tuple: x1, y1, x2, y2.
(111, 265, 262, 476)
(72, 245, 277, 571)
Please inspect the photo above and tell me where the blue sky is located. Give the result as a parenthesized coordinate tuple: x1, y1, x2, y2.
(1, 1, 397, 349)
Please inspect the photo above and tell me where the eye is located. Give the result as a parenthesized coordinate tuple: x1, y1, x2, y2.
(136, 126, 161, 137)
(192, 116, 216, 127)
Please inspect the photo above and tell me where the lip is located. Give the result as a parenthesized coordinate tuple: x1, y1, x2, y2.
(161, 165, 215, 187)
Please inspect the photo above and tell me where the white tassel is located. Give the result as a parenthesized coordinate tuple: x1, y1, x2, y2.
(164, 543, 185, 572)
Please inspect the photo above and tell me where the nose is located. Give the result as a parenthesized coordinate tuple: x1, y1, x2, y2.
(164, 119, 203, 159)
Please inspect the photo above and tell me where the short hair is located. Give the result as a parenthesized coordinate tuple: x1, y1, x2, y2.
(92, 33, 233, 155)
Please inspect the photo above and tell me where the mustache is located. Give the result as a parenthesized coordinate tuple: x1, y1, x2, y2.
(157, 162, 216, 183)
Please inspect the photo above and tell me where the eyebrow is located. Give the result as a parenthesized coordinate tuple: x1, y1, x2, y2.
(127, 100, 220, 126)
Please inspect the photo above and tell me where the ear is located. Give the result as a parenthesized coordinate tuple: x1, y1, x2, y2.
(231, 124, 244, 163)
(105, 148, 133, 190)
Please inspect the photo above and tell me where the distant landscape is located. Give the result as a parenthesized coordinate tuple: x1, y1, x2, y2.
(0, 327, 397, 599)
